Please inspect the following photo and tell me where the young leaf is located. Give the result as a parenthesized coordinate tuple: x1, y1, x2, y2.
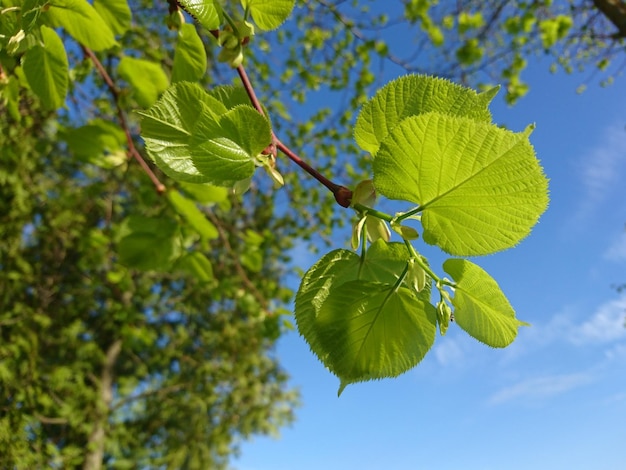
(139, 82, 227, 183)
(167, 190, 218, 240)
(242, 0, 295, 31)
(93, 0, 131, 36)
(374, 113, 549, 256)
(190, 105, 272, 186)
(47, 0, 116, 51)
(316, 281, 437, 395)
(172, 23, 207, 83)
(354, 74, 498, 155)
(177, 0, 223, 30)
(443, 258, 529, 347)
(117, 56, 169, 108)
(22, 25, 68, 110)
(295, 241, 423, 362)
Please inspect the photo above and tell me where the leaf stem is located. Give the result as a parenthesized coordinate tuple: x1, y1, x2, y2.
(395, 206, 424, 222)
(352, 202, 393, 221)
(82, 47, 166, 194)
(403, 239, 440, 282)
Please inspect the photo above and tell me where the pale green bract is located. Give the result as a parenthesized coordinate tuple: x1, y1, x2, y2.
(443, 259, 529, 347)
(374, 113, 549, 255)
(354, 74, 499, 155)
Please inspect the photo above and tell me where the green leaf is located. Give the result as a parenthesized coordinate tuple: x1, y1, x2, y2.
(93, 0, 131, 36)
(139, 82, 228, 183)
(172, 23, 207, 83)
(317, 281, 437, 395)
(117, 216, 178, 271)
(47, 0, 116, 51)
(175, 251, 214, 282)
(242, 0, 295, 31)
(167, 189, 218, 240)
(374, 113, 549, 255)
(117, 56, 169, 108)
(443, 258, 529, 347)
(180, 182, 229, 204)
(178, 0, 222, 30)
(354, 74, 498, 155)
(63, 119, 126, 167)
(190, 105, 271, 186)
(295, 241, 424, 363)
(21, 25, 68, 110)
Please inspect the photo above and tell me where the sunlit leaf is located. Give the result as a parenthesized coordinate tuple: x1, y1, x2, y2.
(168, 190, 218, 240)
(118, 56, 169, 108)
(443, 258, 529, 347)
(93, 0, 131, 36)
(172, 23, 207, 83)
(178, 0, 223, 30)
(354, 74, 498, 155)
(47, 0, 116, 51)
(374, 113, 549, 255)
(22, 25, 68, 109)
(316, 280, 437, 395)
(242, 0, 295, 31)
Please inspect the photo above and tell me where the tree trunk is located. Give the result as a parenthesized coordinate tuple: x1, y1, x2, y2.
(83, 339, 122, 470)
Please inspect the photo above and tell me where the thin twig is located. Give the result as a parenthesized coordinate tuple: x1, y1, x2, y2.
(82, 46, 166, 194)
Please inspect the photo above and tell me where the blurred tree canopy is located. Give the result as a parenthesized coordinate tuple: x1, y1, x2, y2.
(0, 0, 623, 468)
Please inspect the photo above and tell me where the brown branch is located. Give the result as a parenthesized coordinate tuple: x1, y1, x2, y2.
(593, 0, 626, 37)
(236, 65, 353, 207)
(82, 47, 166, 194)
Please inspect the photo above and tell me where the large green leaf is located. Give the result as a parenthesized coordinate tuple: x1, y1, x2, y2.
(47, 0, 116, 51)
(178, 0, 222, 30)
(22, 25, 68, 110)
(172, 22, 207, 83)
(374, 113, 549, 256)
(93, 0, 131, 36)
(354, 74, 498, 155)
(63, 119, 126, 167)
(242, 0, 295, 31)
(167, 189, 218, 240)
(117, 56, 169, 108)
(189, 105, 272, 186)
(443, 258, 529, 348)
(139, 82, 227, 183)
(317, 281, 437, 395)
(295, 241, 425, 367)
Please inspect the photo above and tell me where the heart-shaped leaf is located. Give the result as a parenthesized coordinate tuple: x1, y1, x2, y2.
(374, 113, 549, 255)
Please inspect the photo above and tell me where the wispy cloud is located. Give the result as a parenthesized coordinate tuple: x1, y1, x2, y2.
(488, 373, 594, 405)
(433, 338, 464, 367)
(569, 296, 626, 345)
(575, 123, 626, 219)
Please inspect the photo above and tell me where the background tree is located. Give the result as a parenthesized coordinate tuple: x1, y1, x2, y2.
(0, 0, 623, 468)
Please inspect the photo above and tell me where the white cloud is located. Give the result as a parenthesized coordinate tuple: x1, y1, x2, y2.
(488, 373, 594, 405)
(575, 123, 626, 219)
(433, 338, 464, 367)
(569, 296, 626, 345)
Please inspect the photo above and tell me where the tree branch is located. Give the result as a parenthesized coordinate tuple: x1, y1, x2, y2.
(82, 47, 166, 194)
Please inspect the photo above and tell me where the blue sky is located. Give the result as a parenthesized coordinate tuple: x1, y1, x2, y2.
(220, 1, 626, 464)
(234, 52, 626, 470)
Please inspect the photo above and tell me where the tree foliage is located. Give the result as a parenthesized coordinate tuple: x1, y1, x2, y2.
(0, 0, 623, 467)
